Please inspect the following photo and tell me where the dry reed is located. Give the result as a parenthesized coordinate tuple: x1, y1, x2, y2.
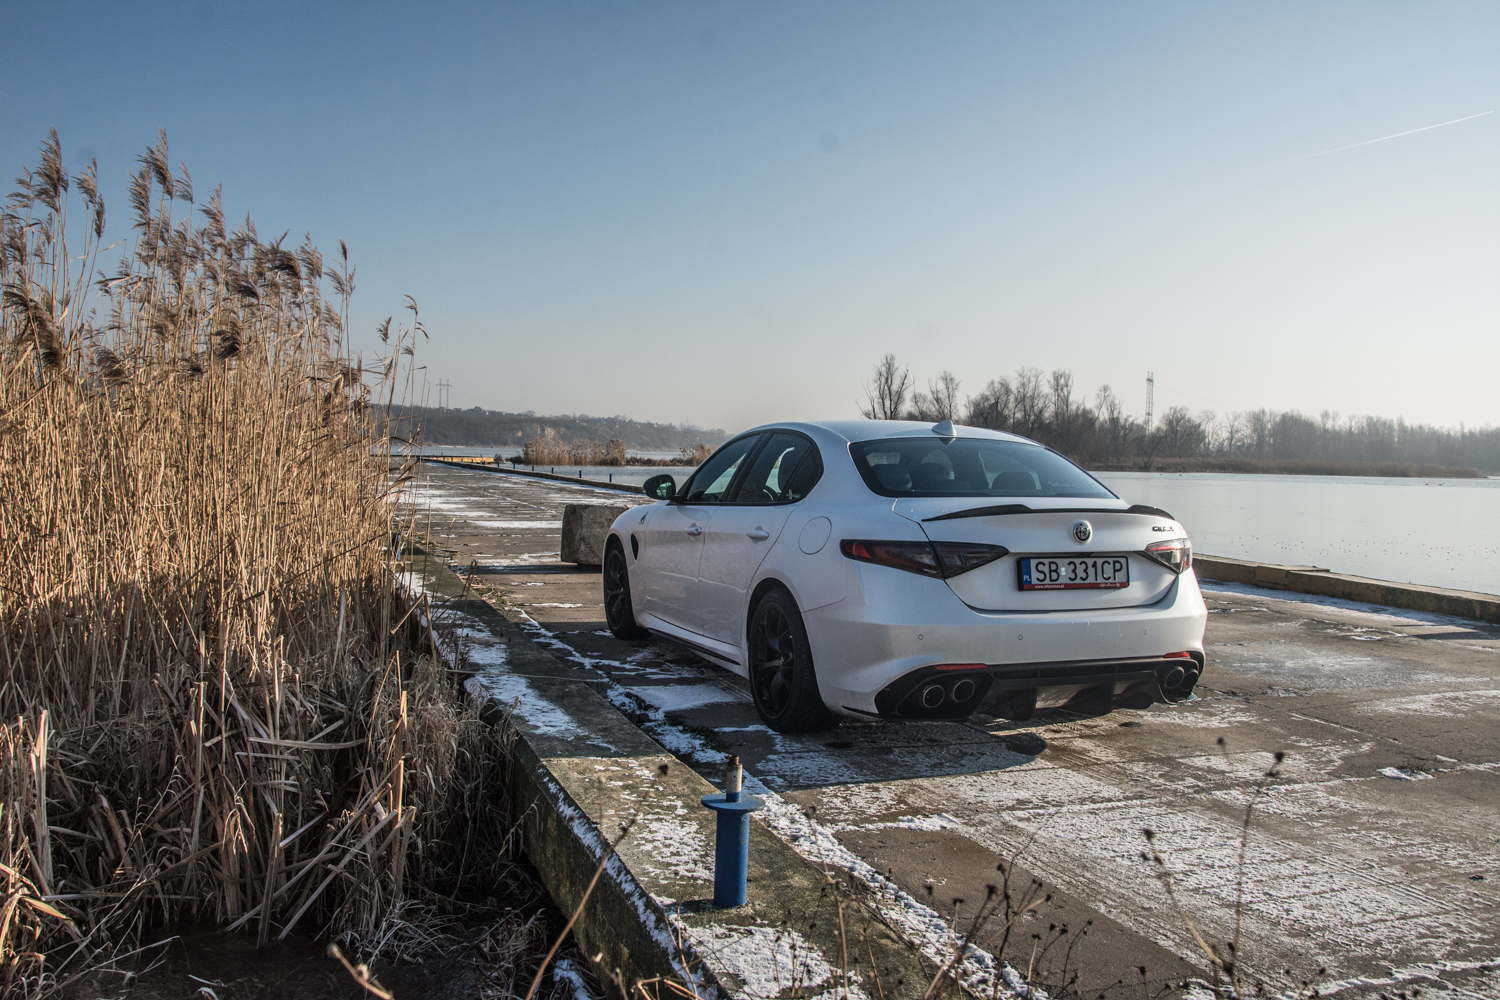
(522, 437, 629, 467)
(0, 131, 518, 995)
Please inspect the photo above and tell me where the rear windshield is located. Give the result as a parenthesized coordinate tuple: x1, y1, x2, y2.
(849, 437, 1115, 499)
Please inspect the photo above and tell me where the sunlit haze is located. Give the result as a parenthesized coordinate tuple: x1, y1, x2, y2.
(4, 2, 1495, 434)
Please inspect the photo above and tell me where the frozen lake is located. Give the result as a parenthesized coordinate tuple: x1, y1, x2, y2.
(1095, 471, 1500, 595)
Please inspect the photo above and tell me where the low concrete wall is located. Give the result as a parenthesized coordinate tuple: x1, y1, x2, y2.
(1195, 554, 1500, 624)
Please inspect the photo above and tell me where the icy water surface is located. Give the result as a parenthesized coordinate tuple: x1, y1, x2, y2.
(1095, 471, 1500, 595)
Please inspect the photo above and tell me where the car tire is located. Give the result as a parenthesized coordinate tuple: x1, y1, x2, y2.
(748, 589, 841, 733)
(603, 540, 649, 640)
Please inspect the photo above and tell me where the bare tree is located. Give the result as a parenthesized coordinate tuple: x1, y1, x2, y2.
(965, 377, 1014, 430)
(1011, 367, 1048, 438)
(1049, 369, 1081, 449)
(924, 373, 960, 425)
(1049, 370, 1075, 427)
(1094, 384, 1131, 460)
(1223, 411, 1242, 458)
(1247, 409, 1270, 458)
(1197, 409, 1219, 454)
(860, 354, 912, 420)
(1158, 406, 1207, 457)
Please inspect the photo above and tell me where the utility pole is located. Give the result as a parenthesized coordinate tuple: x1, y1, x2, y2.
(1145, 371, 1154, 430)
(435, 379, 452, 409)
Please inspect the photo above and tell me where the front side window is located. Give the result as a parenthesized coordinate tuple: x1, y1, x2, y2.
(731, 433, 823, 504)
(849, 438, 1114, 499)
(679, 434, 761, 504)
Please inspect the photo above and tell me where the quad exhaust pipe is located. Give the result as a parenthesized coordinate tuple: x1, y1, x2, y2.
(918, 676, 979, 709)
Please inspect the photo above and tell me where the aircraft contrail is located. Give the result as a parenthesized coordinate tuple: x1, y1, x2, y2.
(1274, 110, 1493, 165)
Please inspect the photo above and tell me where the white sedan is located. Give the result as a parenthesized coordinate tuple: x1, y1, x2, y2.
(602, 420, 1207, 732)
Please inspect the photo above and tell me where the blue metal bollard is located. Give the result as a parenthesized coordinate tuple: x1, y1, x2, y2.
(700, 756, 762, 908)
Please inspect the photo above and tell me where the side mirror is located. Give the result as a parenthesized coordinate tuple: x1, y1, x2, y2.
(643, 474, 677, 501)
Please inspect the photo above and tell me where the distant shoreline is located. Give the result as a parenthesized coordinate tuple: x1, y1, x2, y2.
(1090, 456, 1485, 478)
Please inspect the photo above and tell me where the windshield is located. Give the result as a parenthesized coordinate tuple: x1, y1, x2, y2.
(849, 437, 1115, 499)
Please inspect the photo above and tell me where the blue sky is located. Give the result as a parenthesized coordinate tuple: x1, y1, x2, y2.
(3, 1, 1495, 433)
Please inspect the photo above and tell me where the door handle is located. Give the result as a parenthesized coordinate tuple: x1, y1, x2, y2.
(685, 524, 703, 536)
(747, 528, 770, 541)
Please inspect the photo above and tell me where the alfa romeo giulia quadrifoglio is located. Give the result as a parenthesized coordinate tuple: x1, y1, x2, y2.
(601, 420, 1207, 732)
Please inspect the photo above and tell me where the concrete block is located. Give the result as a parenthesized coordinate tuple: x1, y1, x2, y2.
(1253, 564, 1289, 589)
(561, 503, 631, 566)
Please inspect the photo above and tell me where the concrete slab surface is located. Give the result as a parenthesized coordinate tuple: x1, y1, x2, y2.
(405, 462, 1500, 1000)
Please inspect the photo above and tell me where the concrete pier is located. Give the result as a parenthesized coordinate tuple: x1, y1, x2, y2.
(405, 461, 1500, 1000)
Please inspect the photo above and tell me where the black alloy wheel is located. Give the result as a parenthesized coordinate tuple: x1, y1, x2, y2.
(748, 589, 840, 733)
(603, 542, 648, 639)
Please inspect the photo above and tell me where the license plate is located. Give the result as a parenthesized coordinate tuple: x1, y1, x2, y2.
(1019, 556, 1130, 590)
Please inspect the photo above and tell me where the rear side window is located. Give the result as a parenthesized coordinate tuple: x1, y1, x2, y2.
(732, 433, 823, 504)
(849, 438, 1113, 499)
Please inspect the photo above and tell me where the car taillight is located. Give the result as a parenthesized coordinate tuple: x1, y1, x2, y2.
(840, 540, 1008, 579)
(1143, 537, 1191, 574)
(932, 542, 1010, 577)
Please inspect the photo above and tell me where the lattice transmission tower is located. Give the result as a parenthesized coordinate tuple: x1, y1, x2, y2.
(1145, 371, 1154, 429)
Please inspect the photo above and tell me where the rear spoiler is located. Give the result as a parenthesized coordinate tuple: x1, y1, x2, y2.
(922, 503, 1175, 523)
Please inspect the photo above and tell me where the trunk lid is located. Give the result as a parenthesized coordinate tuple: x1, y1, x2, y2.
(893, 497, 1188, 611)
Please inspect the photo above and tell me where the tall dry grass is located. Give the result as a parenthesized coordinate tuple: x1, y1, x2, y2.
(0, 131, 510, 995)
(521, 437, 629, 467)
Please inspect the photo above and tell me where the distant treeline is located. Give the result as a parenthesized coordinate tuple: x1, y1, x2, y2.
(389, 406, 728, 452)
(861, 355, 1498, 475)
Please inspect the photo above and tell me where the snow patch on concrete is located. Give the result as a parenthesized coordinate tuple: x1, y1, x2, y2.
(1357, 689, 1500, 718)
(684, 924, 866, 1000)
(459, 635, 510, 669)
(486, 551, 559, 566)
(626, 683, 746, 712)
(467, 675, 587, 740)
(1143, 700, 1260, 728)
(636, 814, 714, 884)
(829, 813, 963, 834)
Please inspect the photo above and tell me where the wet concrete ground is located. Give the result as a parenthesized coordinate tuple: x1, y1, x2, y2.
(408, 463, 1500, 999)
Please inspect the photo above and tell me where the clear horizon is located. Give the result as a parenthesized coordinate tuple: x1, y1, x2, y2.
(4, 1, 1495, 436)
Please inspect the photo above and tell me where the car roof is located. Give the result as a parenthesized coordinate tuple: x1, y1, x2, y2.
(739, 419, 1041, 447)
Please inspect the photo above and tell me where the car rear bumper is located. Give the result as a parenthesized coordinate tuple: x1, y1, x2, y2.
(803, 561, 1207, 716)
(868, 653, 1205, 720)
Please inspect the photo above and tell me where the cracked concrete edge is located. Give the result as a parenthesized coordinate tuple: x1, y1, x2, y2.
(1195, 555, 1500, 624)
(398, 546, 951, 1000)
